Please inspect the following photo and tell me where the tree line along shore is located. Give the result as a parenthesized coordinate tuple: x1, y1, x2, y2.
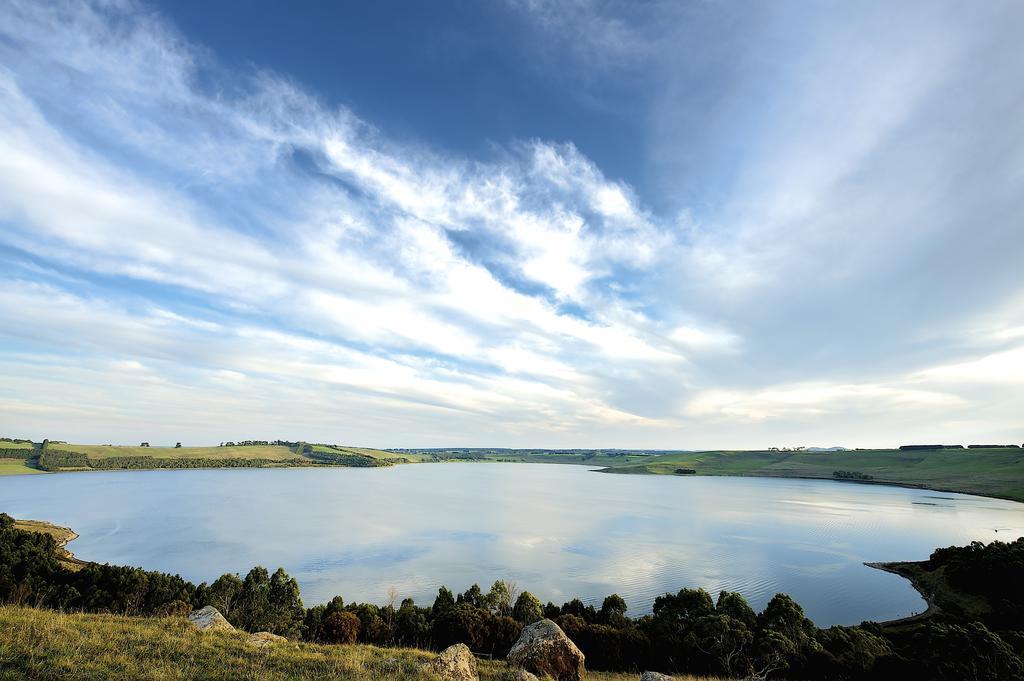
(2, 437, 1023, 503)
(2, 513, 1023, 680)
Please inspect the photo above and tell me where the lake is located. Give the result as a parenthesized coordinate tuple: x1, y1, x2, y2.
(3, 463, 1023, 625)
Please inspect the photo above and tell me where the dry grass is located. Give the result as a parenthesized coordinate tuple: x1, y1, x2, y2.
(0, 606, 719, 681)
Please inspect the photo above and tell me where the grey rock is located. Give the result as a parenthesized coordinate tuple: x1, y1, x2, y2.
(187, 605, 234, 633)
(426, 643, 479, 681)
(247, 631, 287, 647)
(507, 619, 585, 681)
(640, 672, 673, 681)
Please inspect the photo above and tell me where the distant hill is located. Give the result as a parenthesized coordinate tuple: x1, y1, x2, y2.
(806, 446, 849, 452)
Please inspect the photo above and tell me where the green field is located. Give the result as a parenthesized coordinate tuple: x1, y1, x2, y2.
(0, 459, 43, 476)
(0, 606, 670, 681)
(8, 439, 1024, 503)
(0, 441, 33, 449)
(70, 444, 300, 461)
(600, 448, 1024, 502)
(389, 448, 658, 467)
(308, 444, 430, 462)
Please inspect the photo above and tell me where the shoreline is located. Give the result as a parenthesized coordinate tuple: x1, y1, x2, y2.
(596, 467, 1024, 505)
(12, 519, 90, 571)
(864, 560, 939, 625)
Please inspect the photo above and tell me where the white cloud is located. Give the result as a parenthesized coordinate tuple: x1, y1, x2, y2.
(686, 383, 964, 422)
(917, 347, 1024, 385)
(0, 0, 1021, 447)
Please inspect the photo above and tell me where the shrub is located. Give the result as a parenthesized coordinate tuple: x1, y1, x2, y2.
(320, 610, 361, 644)
(513, 591, 543, 624)
(153, 599, 191, 618)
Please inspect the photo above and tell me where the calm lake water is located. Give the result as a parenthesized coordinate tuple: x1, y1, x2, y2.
(3, 463, 1023, 626)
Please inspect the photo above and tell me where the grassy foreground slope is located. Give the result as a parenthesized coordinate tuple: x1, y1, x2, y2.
(0, 607, 694, 681)
(601, 448, 1024, 502)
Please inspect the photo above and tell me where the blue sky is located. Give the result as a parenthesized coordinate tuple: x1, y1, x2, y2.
(1, 0, 1022, 448)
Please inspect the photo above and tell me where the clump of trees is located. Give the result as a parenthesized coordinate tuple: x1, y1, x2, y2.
(833, 470, 874, 480)
(37, 449, 90, 470)
(928, 538, 1024, 628)
(219, 440, 301, 448)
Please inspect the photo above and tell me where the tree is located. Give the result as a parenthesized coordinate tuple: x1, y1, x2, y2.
(513, 591, 544, 624)
(902, 622, 1024, 681)
(268, 567, 304, 638)
(647, 588, 717, 671)
(688, 613, 753, 676)
(753, 594, 821, 678)
(758, 594, 817, 646)
(599, 594, 628, 625)
(716, 591, 757, 630)
(814, 625, 891, 677)
(302, 596, 346, 641)
(560, 597, 597, 622)
(457, 583, 484, 608)
(395, 599, 430, 647)
(205, 573, 243, 619)
(432, 602, 488, 650)
(347, 602, 388, 644)
(321, 610, 361, 644)
(433, 586, 455, 613)
(486, 580, 515, 617)
(485, 614, 523, 657)
(653, 588, 715, 624)
(235, 566, 271, 631)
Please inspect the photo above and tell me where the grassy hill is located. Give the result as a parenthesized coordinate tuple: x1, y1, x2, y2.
(600, 448, 1024, 502)
(307, 444, 433, 463)
(4, 439, 1023, 504)
(73, 444, 300, 460)
(0, 606, 692, 681)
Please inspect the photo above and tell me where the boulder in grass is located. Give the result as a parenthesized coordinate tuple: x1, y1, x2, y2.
(507, 619, 585, 681)
(187, 605, 234, 632)
(248, 631, 288, 647)
(640, 673, 673, 681)
(426, 643, 479, 681)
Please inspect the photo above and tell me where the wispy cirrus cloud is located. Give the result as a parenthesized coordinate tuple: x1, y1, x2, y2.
(0, 0, 1022, 447)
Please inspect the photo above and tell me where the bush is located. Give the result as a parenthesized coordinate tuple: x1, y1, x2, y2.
(513, 591, 543, 624)
(433, 602, 488, 650)
(320, 610, 361, 644)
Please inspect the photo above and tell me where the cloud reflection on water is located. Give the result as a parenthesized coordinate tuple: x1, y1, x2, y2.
(2, 463, 1022, 625)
